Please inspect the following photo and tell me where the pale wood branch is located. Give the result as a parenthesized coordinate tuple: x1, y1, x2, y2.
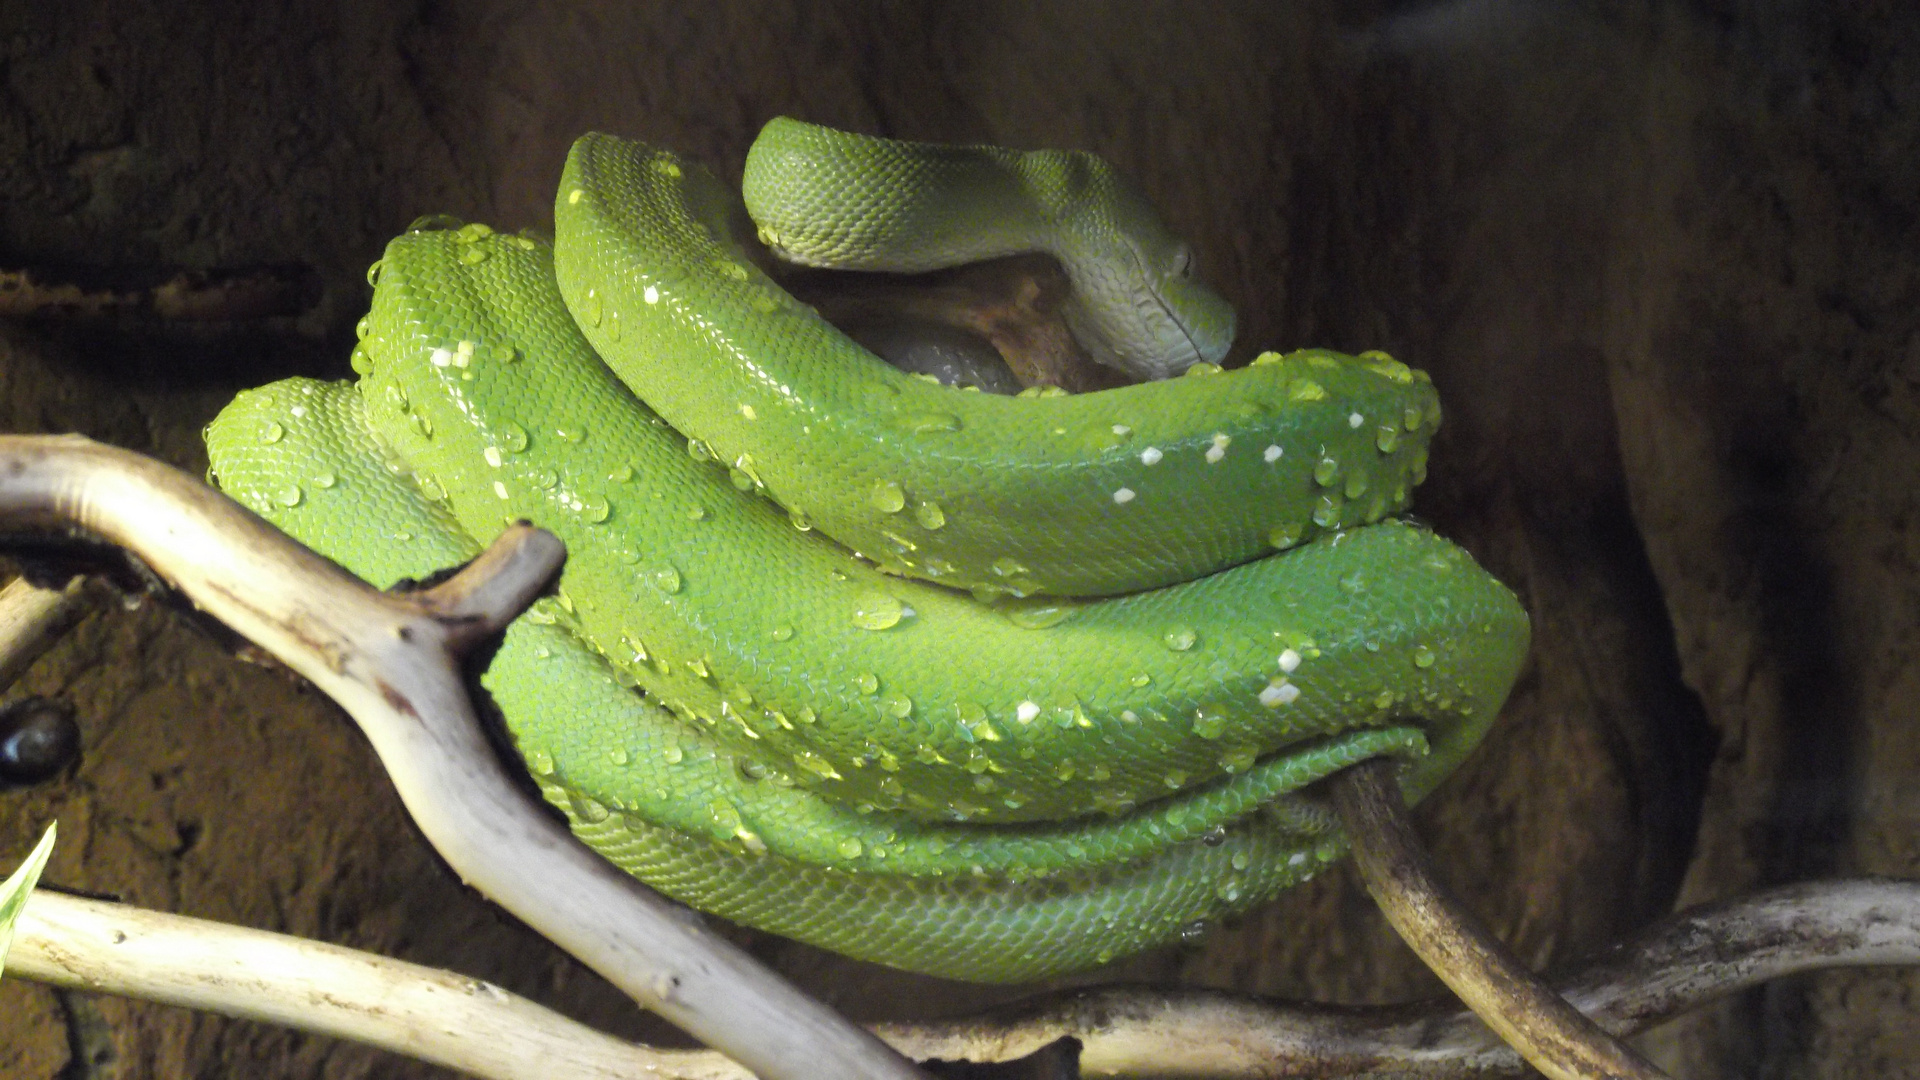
(0, 434, 925, 1080)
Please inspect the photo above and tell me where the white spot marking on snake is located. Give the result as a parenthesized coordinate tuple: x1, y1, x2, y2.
(1120, 710, 1140, 722)
(1278, 649, 1301, 673)
(1264, 444, 1283, 462)
(1140, 446, 1163, 465)
(289, 405, 307, 418)
(643, 285, 660, 304)
(739, 404, 756, 420)
(1206, 433, 1230, 463)
(567, 188, 583, 204)
(492, 481, 509, 500)
(1260, 680, 1300, 707)
(1348, 412, 1364, 428)
(483, 446, 503, 468)
(1288, 851, 1308, 866)
(430, 347, 452, 367)
(1016, 701, 1040, 723)
(1112, 424, 1131, 436)
(1113, 487, 1135, 504)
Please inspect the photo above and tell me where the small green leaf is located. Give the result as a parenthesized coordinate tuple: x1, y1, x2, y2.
(0, 822, 57, 983)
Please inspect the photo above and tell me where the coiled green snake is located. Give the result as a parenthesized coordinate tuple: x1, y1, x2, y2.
(203, 119, 1529, 983)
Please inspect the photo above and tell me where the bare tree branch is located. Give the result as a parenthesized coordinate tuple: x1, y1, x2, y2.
(1327, 758, 1670, 1079)
(0, 434, 927, 1080)
(8, 871, 1913, 1079)
(0, 574, 98, 693)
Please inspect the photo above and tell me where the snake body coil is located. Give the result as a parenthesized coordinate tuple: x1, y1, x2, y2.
(205, 121, 1529, 982)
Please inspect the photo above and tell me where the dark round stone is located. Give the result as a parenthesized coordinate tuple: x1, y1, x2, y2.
(0, 695, 81, 784)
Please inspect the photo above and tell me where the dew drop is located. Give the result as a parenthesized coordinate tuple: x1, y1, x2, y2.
(366, 259, 384, 286)
(582, 289, 604, 327)
(854, 672, 880, 695)
(652, 566, 682, 594)
(1376, 426, 1400, 453)
(851, 590, 905, 630)
(458, 245, 488, 265)
(913, 500, 946, 529)
(1268, 523, 1302, 549)
(310, 470, 337, 489)
(273, 484, 303, 507)
(1130, 673, 1152, 688)
(1413, 645, 1437, 669)
(581, 494, 612, 523)
(1313, 457, 1340, 487)
(499, 421, 529, 452)
(869, 480, 906, 513)
(661, 744, 684, 764)
(788, 508, 811, 531)
(1004, 600, 1073, 630)
(837, 837, 864, 860)
(525, 749, 555, 776)
(770, 624, 795, 642)
(901, 412, 960, 433)
(1192, 710, 1228, 739)
(1163, 627, 1197, 652)
(258, 420, 285, 444)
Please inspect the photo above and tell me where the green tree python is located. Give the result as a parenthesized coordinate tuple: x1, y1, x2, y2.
(202, 118, 1529, 983)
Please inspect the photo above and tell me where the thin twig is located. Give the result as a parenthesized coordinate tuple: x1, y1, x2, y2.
(0, 434, 926, 1080)
(1327, 758, 1670, 1080)
(10, 890, 687, 1080)
(0, 574, 97, 694)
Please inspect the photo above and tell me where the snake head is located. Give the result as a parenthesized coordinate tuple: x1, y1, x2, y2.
(1048, 160, 1237, 381)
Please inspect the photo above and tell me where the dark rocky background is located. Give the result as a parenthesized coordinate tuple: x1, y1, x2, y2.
(0, 1, 1915, 1076)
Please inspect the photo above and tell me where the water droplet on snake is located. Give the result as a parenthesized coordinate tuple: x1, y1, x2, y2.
(869, 480, 906, 514)
(851, 591, 905, 631)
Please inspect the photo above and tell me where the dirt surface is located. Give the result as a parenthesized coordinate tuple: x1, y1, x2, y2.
(0, 1, 1915, 1076)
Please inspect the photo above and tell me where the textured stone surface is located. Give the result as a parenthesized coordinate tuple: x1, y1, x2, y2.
(0, 1, 1914, 1075)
